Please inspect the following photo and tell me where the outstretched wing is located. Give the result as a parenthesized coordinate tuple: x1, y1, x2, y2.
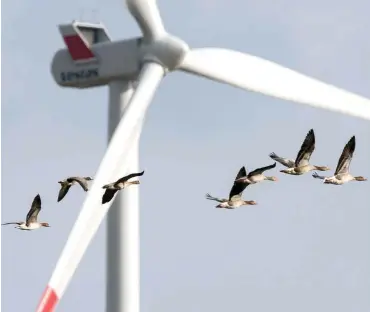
(229, 167, 249, 199)
(205, 193, 227, 203)
(58, 184, 72, 202)
(229, 182, 248, 200)
(269, 153, 295, 168)
(102, 189, 118, 204)
(2, 222, 22, 226)
(312, 172, 326, 180)
(295, 129, 315, 167)
(248, 162, 276, 177)
(26, 194, 42, 225)
(335, 136, 356, 175)
(116, 171, 145, 184)
(235, 166, 247, 180)
(70, 177, 90, 192)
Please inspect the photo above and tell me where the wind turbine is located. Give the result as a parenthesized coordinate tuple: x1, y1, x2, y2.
(36, 0, 370, 311)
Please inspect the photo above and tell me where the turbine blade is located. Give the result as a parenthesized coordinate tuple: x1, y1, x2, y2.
(178, 48, 370, 120)
(36, 62, 164, 312)
(126, 0, 166, 41)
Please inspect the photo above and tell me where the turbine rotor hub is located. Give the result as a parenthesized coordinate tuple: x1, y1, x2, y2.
(139, 34, 189, 72)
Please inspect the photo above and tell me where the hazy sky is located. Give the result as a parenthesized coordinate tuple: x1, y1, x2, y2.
(2, 0, 370, 311)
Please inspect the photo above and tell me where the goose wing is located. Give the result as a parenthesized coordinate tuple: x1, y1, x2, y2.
(269, 153, 295, 168)
(235, 166, 247, 180)
(26, 194, 42, 226)
(58, 184, 72, 202)
(102, 189, 118, 204)
(205, 193, 227, 203)
(335, 136, 356, 175)
(312, 172, 326, 180)
(248, 162, 276, 177)
(2, 222, 23, 226)
(295, 129, 315, 167)
(229, 166, 249, 199)
(115, 171, 145, 184)
(69, 177, 90, 192)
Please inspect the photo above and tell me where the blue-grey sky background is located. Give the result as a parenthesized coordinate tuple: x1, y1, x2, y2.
(2, 0, 370, 311)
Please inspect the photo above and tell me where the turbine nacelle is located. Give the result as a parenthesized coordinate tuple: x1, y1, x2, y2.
(51, 21, 141, 88)
(52, 20, 188, 88)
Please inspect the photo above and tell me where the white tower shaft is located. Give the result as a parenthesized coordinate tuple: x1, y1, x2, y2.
(107, 80, 140, 312)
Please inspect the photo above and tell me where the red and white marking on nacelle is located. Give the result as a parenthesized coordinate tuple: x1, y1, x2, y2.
(59, 23, 96, 63)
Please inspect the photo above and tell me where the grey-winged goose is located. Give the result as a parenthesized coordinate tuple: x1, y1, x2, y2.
(269, 129, 330, 175)
(57, 176, 93, 202)
(102, 171, 144, 204)
(205, 166, 257, 209)
(312, 136, 367, 185)
(1, 194, 50, 230)
(234, 162, 278, 187)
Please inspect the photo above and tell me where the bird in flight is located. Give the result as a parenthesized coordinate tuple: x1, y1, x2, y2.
(205, 166, 257, 209)
(270, 129, 330, 175)
(2, 194, 50, 230)
(57, 176, 93, 202)
(102, 171, 145, 204)
(234, 162, 278, 187)
(312, 136, 367, 185)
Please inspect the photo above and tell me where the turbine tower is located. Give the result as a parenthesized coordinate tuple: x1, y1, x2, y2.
(36, 0, 370, 311)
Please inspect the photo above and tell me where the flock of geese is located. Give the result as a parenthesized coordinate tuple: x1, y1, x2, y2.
(205, 129, 367, 209)
(1, 171, 145, 231)
(2, 129, 367, 230)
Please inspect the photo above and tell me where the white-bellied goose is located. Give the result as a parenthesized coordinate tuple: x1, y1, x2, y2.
(269, 129, 330, 175)
(205, 167, 257, 209)
(1, 194, 50, 230)
(312, 136, 367, 185)
(58, 176, 93, 202)
(234, 162, 278, 186)
(205, 193, 257, 209)
(102, 171, 144, 204)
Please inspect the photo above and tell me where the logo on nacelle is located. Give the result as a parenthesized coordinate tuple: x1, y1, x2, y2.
(60, 68, 99, 82)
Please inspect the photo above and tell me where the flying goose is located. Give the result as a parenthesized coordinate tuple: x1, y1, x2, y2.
(269, 129, 330, 175)
(102, 171, 145, 204)
(205, 193, 257, 209)
(58, 176, 93, 202)
(234, 162, 278, 186)
(312, 136, 367, 185)
(2, 194, 50, 230)
(205, 167, 257, 209)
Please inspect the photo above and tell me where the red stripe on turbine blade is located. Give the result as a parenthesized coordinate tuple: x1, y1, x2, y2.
(63, 35, 95, 61)
(36, 286, 59, 312)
